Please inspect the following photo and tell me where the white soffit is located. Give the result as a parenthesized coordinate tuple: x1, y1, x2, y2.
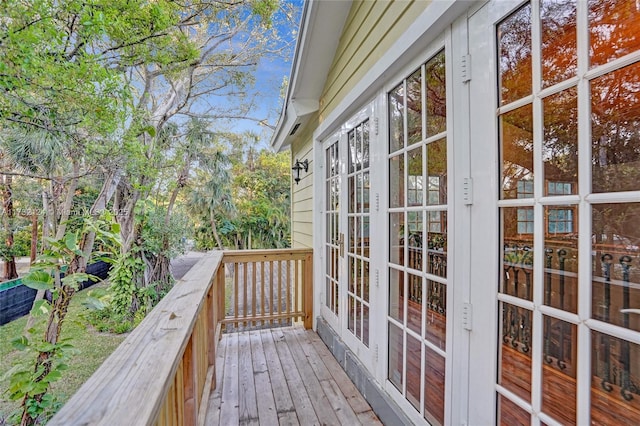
(270, 0, 352, 152)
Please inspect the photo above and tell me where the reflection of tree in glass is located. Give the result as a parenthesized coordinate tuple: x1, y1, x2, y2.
(426, 51, 446, 137)
(498, 4, 532, 105)
(541, 0, 577, 87)
(589, 0, 640, 68)
(591, 62, 640, 193)
(501, 105, 533, 199)
(543, 88, 578, 192)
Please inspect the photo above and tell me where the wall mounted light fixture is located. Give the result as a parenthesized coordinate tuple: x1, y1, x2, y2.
(291, 159, 309, 185)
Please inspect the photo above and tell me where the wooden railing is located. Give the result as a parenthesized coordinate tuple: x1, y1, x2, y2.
(49, 248, 313, 426)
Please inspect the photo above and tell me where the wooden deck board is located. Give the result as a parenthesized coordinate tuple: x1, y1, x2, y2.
(205, 326, 381, 425)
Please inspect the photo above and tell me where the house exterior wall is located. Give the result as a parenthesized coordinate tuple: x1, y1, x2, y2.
(319, 0, 430, 120)
(290, 114, 317, 249)
(290, 0, 430, 249)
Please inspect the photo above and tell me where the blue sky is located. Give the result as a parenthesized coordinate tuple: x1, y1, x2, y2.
(224, 0, 304, 151)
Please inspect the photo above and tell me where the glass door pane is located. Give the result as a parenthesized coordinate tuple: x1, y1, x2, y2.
(387, 49, 448, 424)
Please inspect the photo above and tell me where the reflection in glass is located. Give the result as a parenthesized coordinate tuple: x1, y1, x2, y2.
(541, 0, 577, 87)
(389, 83, 405, 153)
(428, 212, 447, 278)
(426, 280, 446, 350)
(407, 69, 422, 146)
(427, 138, 447, 205)
(589, 0, 640, 68)
(502, 207, 534, 300)
(544, 206, 578, 313)
(542, 317, 576, 424)
(426, 50, 446, 137)
(499, 303, 532, 401)
(348, 128, 356, 174)
(363, 304, 369, 347)
(390, 212, 404, 265)
(591, 62, 640, 193)
(348, 296, 355, 333)
(498, 4, 532, 105)
(407, 272, 422, 334)
(500, 104, 533, 200)
(407, 211, 423, 271)
(543, 88, 578, 195)
(388, 323, 404, 391)
(408, 147, 423, 207)
(591, 331, 640, 424)
(390, 154, 404, 208)
(592, 203, 640, 332)
(406, 334, 421, 409)
(363, 120, 370, 169)
(424, 347, 445, 425)
(498, 394, 530, 426)
(389, 268, 404, 323)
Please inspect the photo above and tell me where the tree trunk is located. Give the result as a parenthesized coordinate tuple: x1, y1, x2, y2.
(210, 211, 223, 249)
(1, 175, 18, 280)
(29, 214, 37, 263)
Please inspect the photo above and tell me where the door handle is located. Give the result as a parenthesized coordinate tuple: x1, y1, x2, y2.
(620, 309, 640, 315)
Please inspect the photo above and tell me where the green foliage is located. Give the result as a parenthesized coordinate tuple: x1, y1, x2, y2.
(4, 327, 75, 424)
(108, 249, 145, 317)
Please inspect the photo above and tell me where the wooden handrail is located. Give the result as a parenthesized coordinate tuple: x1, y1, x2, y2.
(48, 248, 314, 426)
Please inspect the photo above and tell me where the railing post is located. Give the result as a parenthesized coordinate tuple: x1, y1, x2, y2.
(304, 251, 313, 329)
(217, 262, 226, 330)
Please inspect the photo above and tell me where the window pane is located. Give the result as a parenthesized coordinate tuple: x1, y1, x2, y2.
(388, 323, 404, 391)
(389, 268, 404, 323)
(406, 334, 422, 409)
(427, 138, 447, 205)
(428, 212, 447, 278)
(407, 69, 422, 146)
(424, 347, 445, 425)
(426, 50, 446, 137)
(498, 4, 532, 105)
(389, 83, 405, 153)
(544, 206, 578, 313)
(390, 212, 404, 265)
(499, 303, 533, 401)
(591, 203, 640, 332)
(407, 273, 422, 334)
(543, 87, 578, 195)
(408, 147, 423, 207)
(498, 394, 530, 426)
(542, 317, 577, 424)
(426, 280, 446, 350)
(591, 331, 640, 424)
(501, 104, 534, 200)
(589, 0, 640, 68)
(390, 154, 405, 207)
(591, 62, 640, 193)
(503, 207, 534, 300)
(541, 0, 577, 87)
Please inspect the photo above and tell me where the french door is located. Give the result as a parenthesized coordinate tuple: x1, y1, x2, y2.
(469, 1, 640, 424)
(322, 104, 375, 368)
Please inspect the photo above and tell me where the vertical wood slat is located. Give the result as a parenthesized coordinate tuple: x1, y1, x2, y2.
(269, 261, 274, 326)
(252, 260, 257, 320)
(217, 263, 225, 325)
(286, 260, 291, 317)
(304, 252, 313, 329)
(294, 259, 300, 322)
(243, 262, 248, 321)
(278, 260, 282, 319)
(234, 263, 239, 323)
(261, 262, 265, 320)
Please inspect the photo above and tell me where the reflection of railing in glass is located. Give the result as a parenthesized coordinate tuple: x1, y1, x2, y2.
(595, 253, 637, 401)
(502, 305, 530, 354)
(544, 248, 570, 371)
(503, 243, 533, 300)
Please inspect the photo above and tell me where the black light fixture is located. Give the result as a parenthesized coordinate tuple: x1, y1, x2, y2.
(291, 159, 309, 185)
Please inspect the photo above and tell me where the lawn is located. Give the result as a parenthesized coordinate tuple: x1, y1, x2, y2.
(0, 282, 126, 423)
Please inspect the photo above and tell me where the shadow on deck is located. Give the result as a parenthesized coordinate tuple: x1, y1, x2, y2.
(207, 327, 381, 426)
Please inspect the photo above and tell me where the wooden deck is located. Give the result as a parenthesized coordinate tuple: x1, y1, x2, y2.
(205, 326, 382, 426)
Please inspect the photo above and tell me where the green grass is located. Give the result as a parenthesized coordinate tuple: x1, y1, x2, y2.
(0, 282, 127, 424)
